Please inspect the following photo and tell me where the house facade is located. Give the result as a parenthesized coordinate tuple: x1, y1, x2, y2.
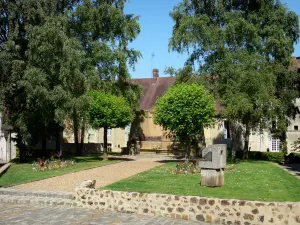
(0, 112, 16, 162)
(63, 125, 130, 153)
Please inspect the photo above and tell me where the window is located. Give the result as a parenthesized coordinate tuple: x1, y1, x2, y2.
(294, 126, 299, 131)
(107, 129, 112, 137)
(268, 136, 281, 152)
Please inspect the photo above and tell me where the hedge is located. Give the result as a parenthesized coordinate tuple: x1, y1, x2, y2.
(227, 150, 284, 163)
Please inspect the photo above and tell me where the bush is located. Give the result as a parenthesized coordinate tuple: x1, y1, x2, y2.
(286, 153, 300, 163)
(247, 152, 284, 163)
(227, 150, 284, 163)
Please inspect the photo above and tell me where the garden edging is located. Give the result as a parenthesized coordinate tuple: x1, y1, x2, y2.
(75, 181, 300, 225)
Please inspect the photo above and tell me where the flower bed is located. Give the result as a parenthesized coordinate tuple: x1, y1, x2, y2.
(32, 158, 76, 172)
(171, 161, 200, 174)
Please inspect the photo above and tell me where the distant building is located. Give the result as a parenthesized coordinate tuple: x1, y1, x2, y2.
(130, 57, 300, 154)
(0, 112, 16, 162)
(62, 57, 300, 154)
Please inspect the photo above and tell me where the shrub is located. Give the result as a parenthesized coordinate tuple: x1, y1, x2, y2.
(287, 153, 300, 163)
(227, 150, 284, 163)
(247, 152, 284, 163)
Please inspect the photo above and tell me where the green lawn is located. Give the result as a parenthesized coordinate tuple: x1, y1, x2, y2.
(0, 156, 121, 187)
(103, 161, 300, 202)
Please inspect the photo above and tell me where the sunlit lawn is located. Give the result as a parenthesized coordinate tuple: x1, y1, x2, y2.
(0, 155, 122, 187)
(103, 161, 300, 202)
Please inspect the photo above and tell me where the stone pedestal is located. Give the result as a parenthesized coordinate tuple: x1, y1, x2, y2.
(201, 168, 224, 187)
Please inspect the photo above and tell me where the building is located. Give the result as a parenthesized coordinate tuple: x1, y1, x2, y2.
(130, 69, 231, 154)
(130, 57, 300, 154)
(0, 112, 16, 162)
(62, 57, 300, 155)
(63, 124, 130, 153)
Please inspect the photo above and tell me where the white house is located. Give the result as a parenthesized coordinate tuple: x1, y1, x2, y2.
(0, 113, 16, 162)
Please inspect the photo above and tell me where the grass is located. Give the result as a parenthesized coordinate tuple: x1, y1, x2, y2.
(0, 155, 122, 187)
(103, 160, 300, 202)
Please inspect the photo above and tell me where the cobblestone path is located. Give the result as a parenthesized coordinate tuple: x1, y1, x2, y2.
(0, 203, 204, 225)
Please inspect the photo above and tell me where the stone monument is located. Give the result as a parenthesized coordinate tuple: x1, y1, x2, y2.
(198, 144, 226, 187)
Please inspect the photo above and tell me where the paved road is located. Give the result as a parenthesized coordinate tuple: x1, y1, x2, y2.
(0, 203, 203, 225)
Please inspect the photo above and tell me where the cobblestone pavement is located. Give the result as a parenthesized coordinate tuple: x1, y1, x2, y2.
(0, 203, 204, 225)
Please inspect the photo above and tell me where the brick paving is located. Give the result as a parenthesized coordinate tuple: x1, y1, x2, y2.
(0, 203, 203, 225)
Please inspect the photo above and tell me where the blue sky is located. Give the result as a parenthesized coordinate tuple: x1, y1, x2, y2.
(125, 0, 300, 78)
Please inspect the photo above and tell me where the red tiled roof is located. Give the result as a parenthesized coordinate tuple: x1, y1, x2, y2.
(131, 77, 175, 110)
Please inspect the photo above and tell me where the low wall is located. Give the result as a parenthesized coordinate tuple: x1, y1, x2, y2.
(74, 186, 300, 225)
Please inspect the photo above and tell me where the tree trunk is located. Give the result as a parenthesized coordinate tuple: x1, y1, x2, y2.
(185, 138, 191, 160)
(243, 123, 250, 160)
(79, 120, 85, 156)
(17, 134, 27, 163)
(41, 134, 47, 156)
(73, 113, 80, 156)
(103, 127, 108, 160)
(232, 148, 236, 163)
(55, 124, 61, 153)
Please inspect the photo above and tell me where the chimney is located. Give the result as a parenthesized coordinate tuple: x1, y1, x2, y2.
(152, 68, 159, 78)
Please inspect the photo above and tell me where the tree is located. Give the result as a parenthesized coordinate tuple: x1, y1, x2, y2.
(69, 0, 142, 155)
(169, 0, 300, 159)
(87, 91, 134, 159)
(0, 0, 141, 160)
(154, 84, 215, 159)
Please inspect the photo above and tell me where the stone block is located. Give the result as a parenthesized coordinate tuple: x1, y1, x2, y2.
(201, 168, 224, 187)
(198, 144, 226, 169)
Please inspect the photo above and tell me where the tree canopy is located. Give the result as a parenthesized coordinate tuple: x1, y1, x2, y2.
(0, 0, 141, 160)
(87, 91, 134, 158)
(154, 83, 215, 158)
(169, 0, 300, 157)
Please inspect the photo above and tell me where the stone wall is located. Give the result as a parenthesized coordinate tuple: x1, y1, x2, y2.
(75, 186, 300, 225)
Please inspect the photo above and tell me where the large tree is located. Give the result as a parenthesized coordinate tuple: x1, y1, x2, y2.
(0, 0, 141, 160)
(69, 0, 142, 155)
(169, 0, 300, 158)
(154, 84, 215, 159)
(87, 91, 134, 159)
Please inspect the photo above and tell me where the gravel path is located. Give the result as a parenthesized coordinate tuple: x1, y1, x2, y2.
(12, 157, 166, 193)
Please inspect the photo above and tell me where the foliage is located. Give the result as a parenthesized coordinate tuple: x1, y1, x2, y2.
(171, 161, 200, 175)
(0, 0, 141, 160)
(154, 83, 215, 158)
(32, 158, 76, 172)
(247, 152, 284, 163)
(287, 152, 300, 163)
(87, 91, 134, 129)
(104, 161, 300, 202)
(291, 137, 300, 153)
(169, 0, 300, 158)
(227, 149, 284, 163)
(87, 91, 134, 158)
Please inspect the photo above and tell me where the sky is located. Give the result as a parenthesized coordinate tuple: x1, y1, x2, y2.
(124, 0, 300, 78)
